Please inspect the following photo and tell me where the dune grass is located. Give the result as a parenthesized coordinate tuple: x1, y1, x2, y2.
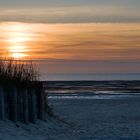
(0, 58, 39, 87)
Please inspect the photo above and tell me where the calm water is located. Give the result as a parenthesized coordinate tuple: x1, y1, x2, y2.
(42, 73, 140, 81)
(44, 74, 140, 100)
(45, 80, 140, 100)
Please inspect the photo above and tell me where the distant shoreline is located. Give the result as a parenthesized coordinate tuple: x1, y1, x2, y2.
(43, 80, 140, 94)
(41, 73, 140, 81)
(43, 80, 140, 82)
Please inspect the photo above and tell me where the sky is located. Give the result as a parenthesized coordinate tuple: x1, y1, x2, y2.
(0, 0, 140, 23)
(0, 0, 140, 80)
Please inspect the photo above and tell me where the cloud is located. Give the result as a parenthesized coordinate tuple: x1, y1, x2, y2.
(0, 22, 140, 62)
(0, 5, 140, 23)
(0, 22, 140, 74)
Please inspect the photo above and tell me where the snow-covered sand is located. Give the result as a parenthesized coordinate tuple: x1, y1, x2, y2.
(50, 94, 140, 139)
(0, 94, 140, 140)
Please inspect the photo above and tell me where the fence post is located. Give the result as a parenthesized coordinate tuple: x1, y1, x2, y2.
(29, 89, 37, 123)
(0, 86, 5, 120)
(17, 90, 23, 122)
(37, 83, 45, 120)
(10, 88, 18, 122)
(23, 89, 29, 124)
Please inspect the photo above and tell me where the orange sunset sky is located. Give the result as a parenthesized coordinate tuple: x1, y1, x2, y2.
(0, 0, 140, 79)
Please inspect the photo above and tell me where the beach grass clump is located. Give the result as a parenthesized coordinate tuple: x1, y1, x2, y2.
(0, 58, 50, 123)
(0, 58, 39, 87)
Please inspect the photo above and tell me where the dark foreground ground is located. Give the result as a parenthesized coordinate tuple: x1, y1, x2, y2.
(49, 94, 140, 140)
(1, 94, 140, 140)
(0, 80, 140, 140)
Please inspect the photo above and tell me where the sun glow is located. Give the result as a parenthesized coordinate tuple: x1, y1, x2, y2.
(10, 52, 28, 59)
(8, 37, 31, 43)
(9, 46, 26, 52)
(8, 45, 29, 59)
(8, 46, 29, 58)
(5, 23, 32, 59)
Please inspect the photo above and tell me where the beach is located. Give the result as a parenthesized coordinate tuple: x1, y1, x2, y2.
(0, 81, 140, 140)
(49, 93, 140, 140)
(0, 0, 140, 139)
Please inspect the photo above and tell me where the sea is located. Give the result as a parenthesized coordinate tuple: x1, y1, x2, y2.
(42, 73, 140, 81)
(45, 73, 140, 139)
(44, 73, 140, 100)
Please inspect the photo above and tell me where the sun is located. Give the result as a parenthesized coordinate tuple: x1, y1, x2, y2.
(8, 37, 31, 43)
(9, 46, 28, 59)
(11, 53, 28, 59)
(6, 23, 32, 59)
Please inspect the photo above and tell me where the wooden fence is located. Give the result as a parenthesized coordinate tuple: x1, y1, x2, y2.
(0, 83, 48, 123)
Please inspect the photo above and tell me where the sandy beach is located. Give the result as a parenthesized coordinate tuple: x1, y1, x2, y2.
(0, 92, 140, 140)
(0, 0, 140, 138)
(49, 94, 140, 140)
